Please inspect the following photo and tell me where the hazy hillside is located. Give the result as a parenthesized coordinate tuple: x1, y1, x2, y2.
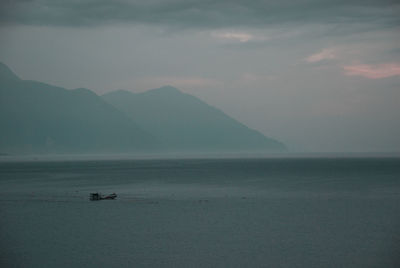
(0, 62, 285, 154)
(103, 86, 285, 152)
(0, 62, 156, 154)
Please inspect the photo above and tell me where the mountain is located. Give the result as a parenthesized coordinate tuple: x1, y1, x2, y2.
(103, 86, 285, 152)
(0, 61, 285, 154)
(0, 62, 156, 154)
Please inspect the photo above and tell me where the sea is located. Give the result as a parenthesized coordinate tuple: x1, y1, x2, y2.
(0, 155, 399, 267)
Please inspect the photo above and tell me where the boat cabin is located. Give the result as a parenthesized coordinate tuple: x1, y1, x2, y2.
(90, 193, 101, 201)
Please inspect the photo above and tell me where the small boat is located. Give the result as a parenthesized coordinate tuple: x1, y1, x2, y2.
(102, 193, 117, 200)
(90, 192, 117, 201)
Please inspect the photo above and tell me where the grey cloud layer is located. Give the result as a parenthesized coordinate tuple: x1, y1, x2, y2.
(1, 0, 399, 28)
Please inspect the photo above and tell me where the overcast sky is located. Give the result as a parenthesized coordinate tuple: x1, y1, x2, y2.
(1, 0, 399, 152)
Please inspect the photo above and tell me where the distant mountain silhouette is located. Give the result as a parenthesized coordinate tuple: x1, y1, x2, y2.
(103, 86, 285, 152)
(0, 62, 20, 81)
(0, 62, 285, 154)
(0, 62, 156, 154)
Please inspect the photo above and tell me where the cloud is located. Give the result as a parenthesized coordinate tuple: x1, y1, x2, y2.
(0, 0, 399, 29)
(212, 32, 254, 42)
(343, 63, 400, 79)
(306, 48, 336, 63)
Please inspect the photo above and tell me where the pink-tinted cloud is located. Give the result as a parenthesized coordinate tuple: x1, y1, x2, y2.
(306, 49, 336, 63)
(343, 63, 400, 79)
(212, 32, 254, 42)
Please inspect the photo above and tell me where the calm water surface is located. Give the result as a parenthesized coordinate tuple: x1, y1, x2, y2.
(1, 157, 399, 267)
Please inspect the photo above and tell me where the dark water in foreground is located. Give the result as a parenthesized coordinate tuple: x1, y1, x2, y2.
(0, 157, 399, 267)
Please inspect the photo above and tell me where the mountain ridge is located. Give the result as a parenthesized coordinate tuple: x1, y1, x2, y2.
(103, 86, 285, 152)
(0, 62, 20, 81)
(0, 62, 285, 154)
(0, 62, 157, 154)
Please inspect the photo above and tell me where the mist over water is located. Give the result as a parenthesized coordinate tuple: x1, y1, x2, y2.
(1, 157, 399, 267)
